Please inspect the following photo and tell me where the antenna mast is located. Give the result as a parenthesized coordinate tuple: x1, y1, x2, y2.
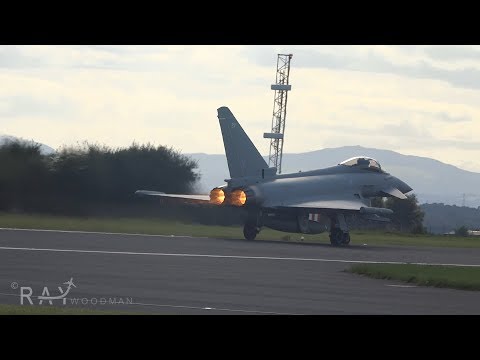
(263, 54, 293, 174)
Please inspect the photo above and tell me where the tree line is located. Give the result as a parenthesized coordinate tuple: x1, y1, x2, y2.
(0, 140, 200, 215)
(421, 203, 480, 234)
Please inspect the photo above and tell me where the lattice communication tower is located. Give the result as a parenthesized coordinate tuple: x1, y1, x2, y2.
(263, 54, 293, 174)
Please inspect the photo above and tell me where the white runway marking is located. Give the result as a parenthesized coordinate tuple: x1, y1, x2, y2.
(128, 301, 295, 314)
(0, 245, 479, 267)
(0, 227, 208, 239)
(0, 292, 295, 315)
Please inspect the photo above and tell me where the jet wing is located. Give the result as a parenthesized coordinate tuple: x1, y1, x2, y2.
(266, 195, 367, 211)
(135, 190, 210, 202)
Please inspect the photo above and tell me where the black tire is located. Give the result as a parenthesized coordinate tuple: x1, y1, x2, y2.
(243, 224, 258, 241)
(330, 228, 350, 246)
(329, 228, 342, 246)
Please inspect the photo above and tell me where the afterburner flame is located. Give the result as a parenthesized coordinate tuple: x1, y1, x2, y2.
(209, 188, 225, 205)
(230, 189, 247, 206)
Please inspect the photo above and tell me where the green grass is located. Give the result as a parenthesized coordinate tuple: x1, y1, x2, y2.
(347, 263, 480, 291)
(0, 304, 139, 315)
(1, 212, 479, 248)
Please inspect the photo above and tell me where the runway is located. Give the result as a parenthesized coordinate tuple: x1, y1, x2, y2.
(1, 228, 479, 314)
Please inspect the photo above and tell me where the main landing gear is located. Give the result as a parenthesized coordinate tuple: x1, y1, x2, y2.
(329, 227, 351, 246)
(243, 211, 261, 241)
(329, 213, 351, 246)
(243, 223, 259, 241)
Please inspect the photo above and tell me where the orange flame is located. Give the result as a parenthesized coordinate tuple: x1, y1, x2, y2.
(209, 188, 225, 205)
(230, 190, 247, 206)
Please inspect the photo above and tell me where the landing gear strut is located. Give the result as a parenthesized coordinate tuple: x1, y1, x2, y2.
(243, 223, 259, 241)
(329, 213, 351, 246)
(243, 211, 261, 241)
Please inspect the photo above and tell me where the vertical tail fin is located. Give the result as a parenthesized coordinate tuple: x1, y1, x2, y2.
(217, 106, 270, 179)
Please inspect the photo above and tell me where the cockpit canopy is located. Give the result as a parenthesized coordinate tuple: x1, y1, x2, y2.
(339, 156, 383, 172)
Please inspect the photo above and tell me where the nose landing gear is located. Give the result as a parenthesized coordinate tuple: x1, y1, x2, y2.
(329, 213, 351, 246)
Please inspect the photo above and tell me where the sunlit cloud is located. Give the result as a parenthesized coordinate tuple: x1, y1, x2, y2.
(1, 45, 479, 173)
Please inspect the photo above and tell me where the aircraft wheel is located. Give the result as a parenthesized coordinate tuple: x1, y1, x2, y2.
(329, 228, 342, 246)
(330, 229, 350, 246)
(243, 224, 258, 241)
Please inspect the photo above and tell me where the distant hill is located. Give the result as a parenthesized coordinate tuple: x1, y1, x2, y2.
(188, 145, 480, 208)
(0, 135, 55, 155)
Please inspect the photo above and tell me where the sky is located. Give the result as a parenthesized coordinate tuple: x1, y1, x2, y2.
(1, 45, 479, 172)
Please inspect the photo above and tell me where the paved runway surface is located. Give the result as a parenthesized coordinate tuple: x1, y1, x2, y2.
(1, 228, 480, 314)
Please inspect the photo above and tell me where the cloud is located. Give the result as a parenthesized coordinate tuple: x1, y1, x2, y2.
(1, 45, 480, 174)
(0, 95, 76, 118)
(0, 45, 175, 71)
(435, 112, 471, 123)
(244, 46, 351, 68)
(350, 105, 471, 124)
(0, 46, 45, 68)
(432, 139, 480, 150)
(381, 121, 431, 138)
(6, 45, 480, 91)
(244, 45, 480, 90)
(424, 46, 480, 61)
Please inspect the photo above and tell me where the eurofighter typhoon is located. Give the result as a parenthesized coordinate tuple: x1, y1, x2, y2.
(136, 107, 412, 246)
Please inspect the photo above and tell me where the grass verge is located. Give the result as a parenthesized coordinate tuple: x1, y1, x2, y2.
(347, 263, 480, 291)
(0, 304, 139, 315)
(1, 212, 479, 248)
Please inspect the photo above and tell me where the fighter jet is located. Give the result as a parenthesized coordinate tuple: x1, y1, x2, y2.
(136, 107, 412, 246)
